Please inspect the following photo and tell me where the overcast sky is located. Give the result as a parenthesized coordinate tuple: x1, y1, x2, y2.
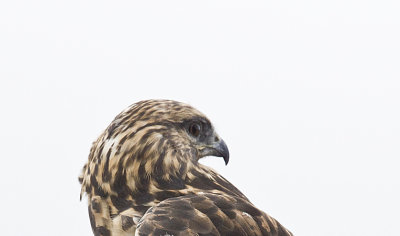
(1, 0, 399, 235)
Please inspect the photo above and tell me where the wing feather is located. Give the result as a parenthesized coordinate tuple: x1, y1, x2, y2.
(135, 193, 293, 236)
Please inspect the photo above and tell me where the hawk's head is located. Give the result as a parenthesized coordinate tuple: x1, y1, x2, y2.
(80, 100, 230, 201)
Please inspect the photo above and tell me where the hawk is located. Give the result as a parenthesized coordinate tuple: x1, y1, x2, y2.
(79, 99, 293, 236)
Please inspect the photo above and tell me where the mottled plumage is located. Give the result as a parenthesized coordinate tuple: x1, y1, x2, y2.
(79, 99, 293, 236)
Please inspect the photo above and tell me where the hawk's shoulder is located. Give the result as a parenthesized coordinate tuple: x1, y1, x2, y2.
(135, 192, 293, 236)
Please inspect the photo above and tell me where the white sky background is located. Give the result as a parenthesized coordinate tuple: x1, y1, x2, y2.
(0, 0, 399, 235)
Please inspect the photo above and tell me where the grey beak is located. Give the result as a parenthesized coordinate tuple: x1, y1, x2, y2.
(198, 138, 230, 165)
(213, 139, 230, 165)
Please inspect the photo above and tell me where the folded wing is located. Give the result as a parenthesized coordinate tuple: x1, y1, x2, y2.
(135, 193, 293, 236)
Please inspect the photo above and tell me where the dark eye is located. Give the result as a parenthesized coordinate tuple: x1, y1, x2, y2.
(189, 122, 201, 137)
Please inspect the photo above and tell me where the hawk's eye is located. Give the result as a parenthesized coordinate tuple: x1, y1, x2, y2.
(188, 122, 201, 137)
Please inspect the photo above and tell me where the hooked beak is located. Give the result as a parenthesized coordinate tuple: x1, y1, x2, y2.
(198, 138, 230, 165)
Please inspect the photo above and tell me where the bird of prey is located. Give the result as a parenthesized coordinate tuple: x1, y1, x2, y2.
(79, 99, 293, 236)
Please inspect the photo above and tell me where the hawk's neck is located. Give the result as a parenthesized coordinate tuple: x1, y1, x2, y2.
(86, 164, 248, 235)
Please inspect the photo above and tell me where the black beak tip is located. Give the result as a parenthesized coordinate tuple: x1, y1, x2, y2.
(223, 154, 229, 165)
